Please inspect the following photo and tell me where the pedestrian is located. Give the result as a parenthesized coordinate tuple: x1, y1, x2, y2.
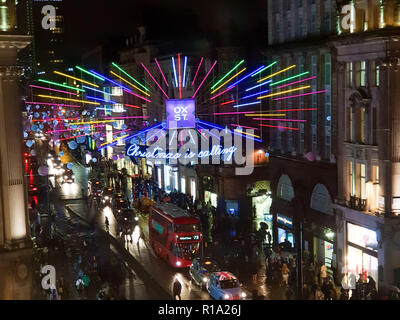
(315, 285, 324, 300)
(105, 217, 109, 232)
(173, 278, 182, 300)
(76, 277, 84, 297)
(281, 263, 289, 286)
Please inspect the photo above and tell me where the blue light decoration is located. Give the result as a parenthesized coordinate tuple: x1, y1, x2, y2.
(82, 85, 106, 94)
(26, 140, 34, 147)
(86, 96, 117, 104)
(59, 151, 64, 156)
(76, 136, 86, 144)
(171, 57, 178, 87)
(241, 90, 270, 100)
(34, 112, 39, 118)
(89, 70, 132, 93)
(68, 141, 78, 150)
(233, 101, 262, 108)
(245, 80, 273, 92)
(23, 132, 28, 138)
(182, 56, 188, 87)
(227, 65, 266, 89)
(92, 158, 97, 163)
(35, 105, 40, 110)
(67, 163, 74, 170)
(31, 125, 39, 132)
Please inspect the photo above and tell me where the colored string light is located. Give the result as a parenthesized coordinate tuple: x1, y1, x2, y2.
(37, 94, 100, 105)
(230, 124, 259, 130)
(171, 57, 178, 88)
(213, 111, 256, 116)
(32, 118, 80, 123)
(38, 79, 85, 92)
(100, 134, 130, 147)
(259, 124, 299, 131)
(89, 70, 132, 92)
(227, 65, 267, 89)
(56, 131, 101, 142)
(71, 117, 148, 125)
(257, 86, 311, 99)
(82, 86, 107, 95)
(102, 116, 149, 120)
(234, 130, 261, 139)
(241, 90, 270, 100)
(197, 129, 209, 141)
(125, 104, 141, 109)
(220, 100, 235, 106)
(233, 101, 262, 108)
(210, 86, 236, 101)
(47, 125, 106, 134)
(210, 59, 245, 90)
(192, 57, 203, 86)
(111, 62, 149, 92)
(75, 66, 105, 81)
(270, 71, 310, 87)
(258, 65, 296, 83)
(154, 58, 169, 87)
(25, 101, 81, 108)
(182, 56, 188, 88)
(192, 61, 217, 99)
(274, 90, 327, 101)
(275, 108, 317, 112)
(277, 76, 316, 89)
(54, 71, 99, 88)
(197, 125, 222, 141)
(110, 71, 151, 96)
(251, 61, 277, 77)
(86, 96, 117, 104)
(123, 89, 152, 103)
(29, 85, 78, 96)
(245, 114, 287, 117)
(253, 118, 307, 122)
(141, 63, 169, 99)
(211, 68, 246, 94)
(245, 80, 272, 92)
(156, 130, 168, 143)
(145, 128, 165, 143)
(178, 54, 182, 99)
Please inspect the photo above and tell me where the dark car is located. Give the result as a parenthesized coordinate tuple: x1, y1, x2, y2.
(101, 187, 114, 206)
(61, 169, 75, 184)
(114, 199, 130, 214)
(118, 208, 139, 224)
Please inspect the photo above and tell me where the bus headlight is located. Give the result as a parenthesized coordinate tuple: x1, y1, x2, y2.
(224, 294, 230, 300)
(176, 261, 182, 267)
(134, 217, 139, 221)
(202, 277, 208, 283)
(241, 292, 247, 298)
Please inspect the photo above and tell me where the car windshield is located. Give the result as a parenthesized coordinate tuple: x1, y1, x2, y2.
(220, 279, 239, 289)
(174, 223, 200, 233)
(203, 263, 219, 273)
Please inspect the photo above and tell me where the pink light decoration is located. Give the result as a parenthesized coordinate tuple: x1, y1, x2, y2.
(178, 54, 182, 99)
(220, 100, 235, 106)
(125, 104, 141, 109)
(141, 62, 169, 99)
(192, 57, 203, 86)
(213, 111, 255, 116)
(253, 118, 307, 122)
(47, 125, 106, 133)
(29, 85, 78, 96)
(32, 118, 80, 123)
(259, 124, 299, 131)
(277, 76, 317, 89)
(25, 101, 81, 108)
(123, 89, 151, 103)
(274, 90, 327, 101)
(102, 116, 149, 120)
(230, 124, 259, 130)
(192, 60, 217, 99)
(198, 129, 209, 141)
(154, 58, 169, 87)
(111, 129, 132, 135)
(210, 86, 235, 101)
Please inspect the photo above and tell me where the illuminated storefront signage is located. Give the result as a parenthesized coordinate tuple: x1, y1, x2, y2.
(166, 99, 196, 129)
(126, 143, 237, 161)
(277, 214, 293, 228)
(178, 235, 200, 241)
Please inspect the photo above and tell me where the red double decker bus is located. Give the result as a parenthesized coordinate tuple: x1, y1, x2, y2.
(149, 203, 203, 268)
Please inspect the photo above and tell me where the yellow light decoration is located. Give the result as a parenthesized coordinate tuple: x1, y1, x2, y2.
(234, 130, 261, 139)
(54, 71, 99, 88)
(37, 94, 100, 105)
(100, 134, 130, 147)
(211, 68, 247, 94)
(258, 65, 296, 83)
(110, 71, 150, 97)
(70, 120, 121, 125)
(257, 86, 310, 99)
(245, 114, 287, 117)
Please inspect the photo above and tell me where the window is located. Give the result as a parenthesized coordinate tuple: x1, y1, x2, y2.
(347, 107, 354, 142)
(360, 61, 366, 86)
(346, 62, 353, 87)
(376, 65, 380, 87)
(111, 86, 123, 96)
(277, 175, 295, 202)
(311, 184, 333, 215)
(350, 162, 367, 200)
(348, 161, 355, 197)
(113, 104, 124, 113)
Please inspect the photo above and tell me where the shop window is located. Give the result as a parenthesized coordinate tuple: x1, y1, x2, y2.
(111, 86, 123, 96)
(310, 184, 333, 215)
(277, 175, 295, 202)
(181, 177, 186, 194)
(347, 223, 378, 251)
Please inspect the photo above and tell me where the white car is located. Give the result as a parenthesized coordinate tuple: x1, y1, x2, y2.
(207, 272, 247, 300)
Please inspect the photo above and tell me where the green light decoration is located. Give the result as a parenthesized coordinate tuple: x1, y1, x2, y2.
(270, 71, 310, 87)
(251, 61, 277, 78)
(75, 66, 105, 82)
(111, 62, 149, 92)
(38, 79, 86, 92)
(210, 60, 245, 90)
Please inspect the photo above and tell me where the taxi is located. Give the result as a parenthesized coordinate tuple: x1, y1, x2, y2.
(207, 272, 247, 300)
(189, 257, 220, 290)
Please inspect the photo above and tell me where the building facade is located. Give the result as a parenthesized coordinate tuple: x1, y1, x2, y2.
(333, 0, 400, 292)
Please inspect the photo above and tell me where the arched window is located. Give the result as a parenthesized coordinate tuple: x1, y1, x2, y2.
(311, 184, 333, 216)
(277, 175, 295, 202)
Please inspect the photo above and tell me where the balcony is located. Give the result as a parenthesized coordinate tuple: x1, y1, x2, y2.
(347, 196, 367, 212)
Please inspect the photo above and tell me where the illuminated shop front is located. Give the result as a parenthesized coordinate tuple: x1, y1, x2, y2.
(346, 223, 378, 283)
(276, 214, 295, 249)
(205, 191, 218, 208)
(248, 181, 273, 234)
(202, 176, 217, 206)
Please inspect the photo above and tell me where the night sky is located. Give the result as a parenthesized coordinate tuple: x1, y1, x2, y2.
(64, 0, 267, 61)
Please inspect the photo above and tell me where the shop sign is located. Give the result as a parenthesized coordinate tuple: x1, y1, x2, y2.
(277, 214, 293, 228)
(166, 99, 196, 129)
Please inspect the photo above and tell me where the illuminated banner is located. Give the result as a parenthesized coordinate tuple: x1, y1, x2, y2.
(277, 214, 293, 228)
(126, 143, 237, 162)
(166, 99, 196, 129)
